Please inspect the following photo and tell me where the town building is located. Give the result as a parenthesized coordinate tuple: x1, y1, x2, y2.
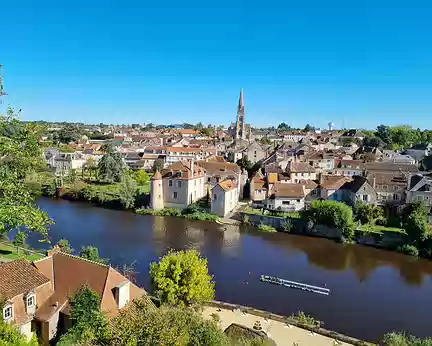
(211, 180, 239, 217)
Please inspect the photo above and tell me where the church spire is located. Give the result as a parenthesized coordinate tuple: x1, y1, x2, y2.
(238, 88, 244, 110)
(235, 88, 246, 141)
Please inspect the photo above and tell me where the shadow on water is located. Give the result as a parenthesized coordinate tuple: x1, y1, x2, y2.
(27, 197, 432, 342)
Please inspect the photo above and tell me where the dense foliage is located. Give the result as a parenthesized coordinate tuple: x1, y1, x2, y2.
(309, 200, 355, 239)
(80, 246, 107, 264)
(375, 124, 432, 150)
(382, 332, 432, 346)
(150, 249, 215, 307)
(0, 320, 38, 346)
(57, 238, 73, 254)
(0, 109, 53, 242)
(98, 143, 125, 182)
(354, 200, 384, 225)
(57, 285, 110, 345)
(118, 174, 138, 209)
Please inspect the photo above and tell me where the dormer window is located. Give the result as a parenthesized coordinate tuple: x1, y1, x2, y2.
(3, 304, 13, 321)
(27, 294, 35, 308)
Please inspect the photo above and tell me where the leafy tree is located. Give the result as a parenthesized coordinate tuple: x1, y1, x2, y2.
(152, 158, 164, 173)
(80, 246, 107, 264)
(0, 320, 39, 346)
(12, 231, 26, 248)
(135, 170, 151, 186)
(376, 124, 393, 145)
(382, 332, 432, 346)
(98, 144, 125, 182)
(303, 124, 315, 132)
(58, 285, 110, 345)
(277, 122, 291, 131)
(309, 200, 355, 239)
(404, 202, 431, 243)
(84, 156, 97, 180)
(110, 300, 228, 346)
(0, 110, 53, 242)
(57, 238, 73, 254)
(150, 249, 215, 308)
(118, 174, 138, 209)
(195, 122, 204, 130)
(236, 157, 253, 172)
(57, 125, 81, 144)
(363, 136, 384, 148)
(354, 201, 383, 225)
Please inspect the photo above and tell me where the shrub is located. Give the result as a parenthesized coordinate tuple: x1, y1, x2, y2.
(397, 244, 419, 257)
(242, 214, 250, 225)
(258, 223, 277, 233)
(290, 311, 322, 328)
(281, 220, 294, 233)
(382, 332, 432, 346)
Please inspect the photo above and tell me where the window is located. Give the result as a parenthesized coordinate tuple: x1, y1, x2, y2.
(216, 177, 220, 183)
(169, 180, 173, 187)
(214, 194, 217, 200)
(27, 295, 35, 308)
(194, 180, 197, 187)
(207, 177, 211, 182)
(282, 201, 291, 205)
(173, 192, 178, 199)
(363, 195, 368, 201)
(3, 306, 12, 320)
(177, 181, 182, 188)
(393, 193, 399, 201)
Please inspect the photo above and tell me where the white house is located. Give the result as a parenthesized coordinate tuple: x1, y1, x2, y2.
(211, 180, 239, 217)
(266, 183, 305, 211)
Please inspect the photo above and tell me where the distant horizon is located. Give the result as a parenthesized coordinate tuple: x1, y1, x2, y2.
(2, 1, 432, 128)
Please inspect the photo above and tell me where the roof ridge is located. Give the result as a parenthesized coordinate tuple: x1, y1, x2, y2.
(56, 251, 110, 268)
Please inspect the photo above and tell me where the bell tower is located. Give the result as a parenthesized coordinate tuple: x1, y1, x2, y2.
(235, 89, 246, 141)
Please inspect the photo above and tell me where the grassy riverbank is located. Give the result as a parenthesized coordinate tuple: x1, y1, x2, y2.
(0, 242, 45, 262)
(136, 206, 220, 221)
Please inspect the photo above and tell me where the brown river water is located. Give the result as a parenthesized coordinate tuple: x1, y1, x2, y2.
(28, 198, 432, 342)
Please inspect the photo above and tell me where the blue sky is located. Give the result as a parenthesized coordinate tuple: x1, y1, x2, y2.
(1, 0, 432, 129)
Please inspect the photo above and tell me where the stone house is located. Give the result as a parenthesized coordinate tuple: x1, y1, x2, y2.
(343, 176, 377, 206)
(285, 161, 317, 183)
(306, 151, 335, 171)
(150, 161, 206, 209)
(211, 180, 239, 217)
(333, 159, 365, 177)
(250, 171, 267, 205)
(0, 250, 149, 345)
(242, 141, 267, 163)
(47, 152, 85, 176)
(318, 175, 351, 201)
(266, 183, 305, 211)
(366, 172, 408, 206)
(406, 174, 432, 207)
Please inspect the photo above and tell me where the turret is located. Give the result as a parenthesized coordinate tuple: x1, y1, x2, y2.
(150, 171, 164, 210)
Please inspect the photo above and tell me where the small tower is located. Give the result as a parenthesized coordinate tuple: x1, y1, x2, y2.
(328, 121, 334, 131)
(150, 171, 164, 210)
(235, 89, 246, 141)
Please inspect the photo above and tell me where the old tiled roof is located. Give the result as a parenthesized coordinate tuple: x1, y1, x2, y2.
(299, 179, 318, 189)
(365, 162, 418, 173)
(160, 161, 204, 180)
(367, 172, 407, 188)
(197, 161, 241, 175)
(217, 179, 237, 192)
(271, 183, 305, 198)
(33, 252, 148, 321)
(151, 171, 162, 180)
(0, 259, 50, 300)
(320, 175, 351, 189)
(288, 162, 316, 173)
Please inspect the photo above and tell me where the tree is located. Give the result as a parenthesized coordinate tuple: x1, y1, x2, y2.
(0, 109, 53, 242)
(58, 285, 110, 345)
(277, 122, 290, 131)
(12, 231, 26, 248)
(303, 124, 315, 132)
(0, 320, 38, 345)
(375, 124, 392, 145)
(382, 332, 432, 346)
(404, 202, 431, 243)
(57, 238, 73, 254)
(118, 174, 138, 209)
(354, 201, 383, 225)
(80, 246, 107, 264)
(98, 143, 125, 182)
(57, 125, 81, 144)
(135, 170, 151, 186)
(363, 136, 384, 148)
(236, 157, 253, 172)
(150, 249, 215, 308)
(152, 159, 164, 173)
(84, 156, 97, 181)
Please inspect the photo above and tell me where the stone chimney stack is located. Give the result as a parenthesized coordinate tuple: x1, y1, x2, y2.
(190, 160, 194, 178)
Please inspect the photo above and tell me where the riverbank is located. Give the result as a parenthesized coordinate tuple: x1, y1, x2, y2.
(136, 206, 220, 221)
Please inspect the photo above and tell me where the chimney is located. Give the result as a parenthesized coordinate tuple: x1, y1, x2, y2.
(319, 173, 325, 185)
(372, 175, 376, 189)
(190, 160, 194, 178)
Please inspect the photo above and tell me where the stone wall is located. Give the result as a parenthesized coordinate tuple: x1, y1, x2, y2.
(206, 300, 372, 346)
(240, 212, 406, 249)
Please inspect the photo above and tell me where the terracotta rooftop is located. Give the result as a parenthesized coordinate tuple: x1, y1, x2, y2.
(161, 161, 204, 180)
(288, 161, 316, 173)
(0, 259, 50, 300)
(271, 183, 305, 198)
(320, 175, 351, 190)
(217, 179, 237, 192)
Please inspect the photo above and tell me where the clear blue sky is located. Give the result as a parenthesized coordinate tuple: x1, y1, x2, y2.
(1, 0, 432, 129)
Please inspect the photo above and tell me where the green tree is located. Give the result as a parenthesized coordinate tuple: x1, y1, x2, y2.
(303, 124, 315, 132)
(404, 202, 431, 243)
(57, 125, 81, 144)
(150, 249, 215, 308)
(277, 122, 290, 131)
(382, 332, 432, 346)
(0, 110, 53, 242)
(58, 285, 110, 345)
(0, 320, 38, 346)
(236, 157, 253, 172)
(12, 231, 26, 248)
(80, 246, 107, 264)
(376, 124, 393, 145)
(152, 158, 164, 173)
(84, 156, 97, 181)
(135, 170, 151, 185)
(354, 201, 383, 225)
(98, 144, 125, 182)
(118, 174, 138, 209)
(57, 238, 73, 254)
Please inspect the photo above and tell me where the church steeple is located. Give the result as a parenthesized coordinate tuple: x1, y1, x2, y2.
(235, 89, 246, 141)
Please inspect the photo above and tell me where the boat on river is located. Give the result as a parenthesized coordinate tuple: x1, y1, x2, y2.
(260, 275, 330, 295)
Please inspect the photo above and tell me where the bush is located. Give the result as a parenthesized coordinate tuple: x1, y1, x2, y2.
(382, 332, 432, 345)
(397, 244, 419, 257)
(281, 220, 294, 233)
(290, 311, 323, 328)
(258, 223, 277, 233)
(310, 200, 355, 239)
(242, 214, 250, 225)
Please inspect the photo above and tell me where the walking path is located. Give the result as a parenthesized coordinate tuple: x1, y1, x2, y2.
(202, 306, 354, 346)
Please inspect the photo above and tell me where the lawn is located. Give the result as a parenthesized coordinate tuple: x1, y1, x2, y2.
(0, 242, 45, 262)
(358, 224, 406, 234)
(244, 206, 302, 219)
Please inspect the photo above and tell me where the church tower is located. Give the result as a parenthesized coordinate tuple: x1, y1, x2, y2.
(150, 171, 164, 210)
(235, 89, 246, 141)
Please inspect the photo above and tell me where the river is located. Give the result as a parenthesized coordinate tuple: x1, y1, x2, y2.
(27, 198, 432, 342)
